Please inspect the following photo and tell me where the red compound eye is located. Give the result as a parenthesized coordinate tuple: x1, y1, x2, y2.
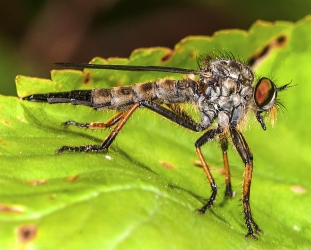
(254, 78, 276, 110)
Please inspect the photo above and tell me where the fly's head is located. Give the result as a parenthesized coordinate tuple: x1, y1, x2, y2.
(253, 77, 291, 130)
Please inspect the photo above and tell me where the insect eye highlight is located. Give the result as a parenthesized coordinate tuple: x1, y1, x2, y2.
(254, 77, 276, 110)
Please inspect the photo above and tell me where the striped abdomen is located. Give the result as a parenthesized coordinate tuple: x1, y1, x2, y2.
(92, 78, 197, 110)
(23, 77, 198, 111)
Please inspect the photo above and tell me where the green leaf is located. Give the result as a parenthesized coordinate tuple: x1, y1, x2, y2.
(1, 16, 311, 249)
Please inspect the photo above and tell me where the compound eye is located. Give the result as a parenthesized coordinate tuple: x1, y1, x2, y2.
(254, 78, 277, 110)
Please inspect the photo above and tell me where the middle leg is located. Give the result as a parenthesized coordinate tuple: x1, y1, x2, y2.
(220, 137, 234, 198)
(194, 129, 219, 213)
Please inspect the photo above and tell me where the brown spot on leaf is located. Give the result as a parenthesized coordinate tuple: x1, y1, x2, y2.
(0, 139, 8, 146)
(49, 194, 56, 200)
(0, 203, 24, 214)
(276, 35, 287, 46)
(248, 34, 288, 68)
(83, 72, 91, 86)
(193, 161, 217, 171)
(160, 161, 175, 169)
(189, 52, 196, 59)
(27, 179, 47, 186)
(257, 45, 269, 59)
(215, 167, 225, 175)
(17, 224, 37, 243)
(161, 51, 173, 63)
(66, 175, 79, 182)
(290, 185, 306, 194)
(4, 120, 10, 125)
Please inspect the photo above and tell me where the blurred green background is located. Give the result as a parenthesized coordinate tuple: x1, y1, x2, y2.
(0, 0, 310, 96)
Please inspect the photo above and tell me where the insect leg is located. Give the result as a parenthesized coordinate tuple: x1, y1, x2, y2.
(62, 111, 126, 130)
(165, 103, 195, 122)
(58, 103, 140, 153)
(140, 101, 202, 132)
(59, 101, 202, 153)
(138, 101, 221, 211)
(194, 129, 218, 213)
(230, 127, 262, 239)
(220, 138, 234, 197)
(100, 103, 140, 149)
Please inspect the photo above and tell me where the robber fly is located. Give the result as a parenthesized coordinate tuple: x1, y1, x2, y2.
(23, 53, 290, 239)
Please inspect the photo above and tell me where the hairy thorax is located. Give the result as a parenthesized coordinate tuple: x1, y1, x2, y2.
(197, 59, 254, 130)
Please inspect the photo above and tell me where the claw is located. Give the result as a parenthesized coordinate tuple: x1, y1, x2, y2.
(245, 232, 258, 240)
(62, 120, 90, 129)
(195, 208, 206, 215)
(57, 144, 107, 153)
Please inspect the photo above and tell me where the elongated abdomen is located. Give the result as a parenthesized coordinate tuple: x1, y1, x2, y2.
(24, 77, 197, 110)
(89, 78, 196, 110)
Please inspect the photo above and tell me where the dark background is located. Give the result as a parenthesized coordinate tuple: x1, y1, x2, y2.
(0, 0, 310, 95)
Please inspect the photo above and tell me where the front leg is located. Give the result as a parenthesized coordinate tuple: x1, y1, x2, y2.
(230, 127, 262, 239)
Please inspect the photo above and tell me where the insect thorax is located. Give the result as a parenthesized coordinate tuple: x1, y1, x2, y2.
(197, 59, 255, 130)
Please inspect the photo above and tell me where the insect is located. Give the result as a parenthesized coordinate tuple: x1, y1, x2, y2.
(23, 53, 290, 239)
